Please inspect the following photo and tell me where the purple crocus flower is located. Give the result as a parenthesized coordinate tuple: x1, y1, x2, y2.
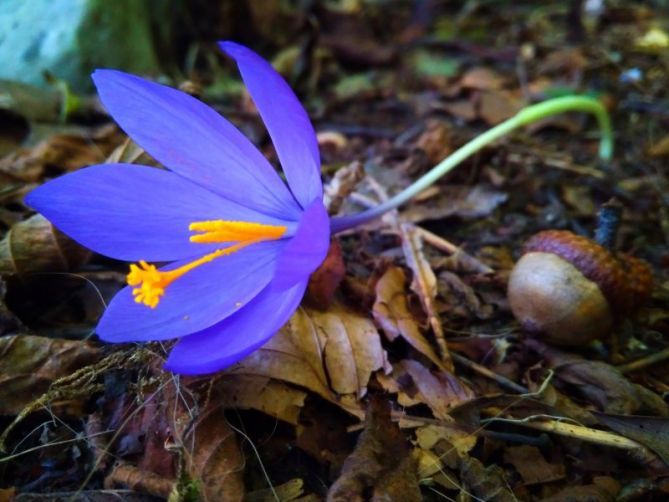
(26, 42, 330, 375)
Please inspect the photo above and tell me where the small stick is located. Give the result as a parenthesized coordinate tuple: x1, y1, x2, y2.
(451, 352, 528, 394)
(616, 346, 669, 374)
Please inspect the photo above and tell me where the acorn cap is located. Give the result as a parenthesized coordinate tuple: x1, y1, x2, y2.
(522, 230, 652, 316)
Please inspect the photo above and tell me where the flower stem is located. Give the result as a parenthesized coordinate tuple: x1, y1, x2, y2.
(330, 95, 613, 233)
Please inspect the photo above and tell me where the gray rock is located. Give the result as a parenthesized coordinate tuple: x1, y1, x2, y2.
(0, 0, 161, 92)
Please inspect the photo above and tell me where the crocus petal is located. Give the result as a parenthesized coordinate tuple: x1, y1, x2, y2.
(164, 278, 308, 375)
(25, 164, 292, 262)
(97, 241, 284, 342)
(92, 69, 301, 219)
(273, 198, 330, 290)
(220, 42, 322, 208)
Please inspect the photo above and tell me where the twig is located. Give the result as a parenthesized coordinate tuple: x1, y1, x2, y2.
(616, 346, 669, 374)
(450, 352, 528, 394)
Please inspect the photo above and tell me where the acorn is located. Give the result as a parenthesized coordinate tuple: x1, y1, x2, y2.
(507, 222, 653, 346)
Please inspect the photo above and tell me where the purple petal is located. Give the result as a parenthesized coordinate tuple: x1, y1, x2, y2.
(97, 241, 284, 342)
(219, 42, 322, 208)
(92, 69, 301, 220)
(25, 164, 292, 262)
(273, 198, 330, 290)
(164, 278, 308, 375)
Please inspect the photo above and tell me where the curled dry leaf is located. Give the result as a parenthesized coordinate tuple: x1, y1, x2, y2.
(228, 300, 389, 410)
(0, 214, 90, 276)
(372, 265, 446, 370)
(182, 402, 245, 502)
(528, 341, 664, 415)
(399, 222, 452, 369)
(377, 359, 474, 420)
(459, 455, 516, 502)
(0, 125, 121, 182)
(305, 240, 346, 310)
(0, 334, 100, 415)
(327, 398, 422, 502)
(214, 375, 307, 426)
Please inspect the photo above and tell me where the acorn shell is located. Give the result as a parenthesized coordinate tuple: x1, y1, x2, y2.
(509, 230, 653, 345)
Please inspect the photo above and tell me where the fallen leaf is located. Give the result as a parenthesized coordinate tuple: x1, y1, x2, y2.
(228, 300, 387, 411)
(306, 240, 346, 309)
(415, 424, 477, 458)
(373, 266, 446, 370)
(183, 402, 245, 502)
(593, 413, 669, 465)
(503, 445, 565, 485)
(377, 359, 474, 419)
(214, 375, 307, 425)
(460, 67, 505, 90)
(401, 185, 508, 223)
(0, 214, 90, 276)
(327, 398, 421, 502)
(0, 335, 100, 415)
(400, 223, 452, 369)
(478, 89, 523, 125)
(459, 456, 516, 502)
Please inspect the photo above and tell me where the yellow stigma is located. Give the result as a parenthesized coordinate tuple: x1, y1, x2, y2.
(127, 220, 287, 308)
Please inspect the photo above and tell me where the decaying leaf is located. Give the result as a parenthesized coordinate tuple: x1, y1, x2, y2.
(530, 341, 664, 415)
(0, 214, 90, 275)
(459, 455, 516, 502)
(377, 359, 474, 419)
(399, 222, 452, 369)
(503, 445, 566, 485)
(415, 424, 477, 458)
(306, 240, 346, 310)
(182, 402, 246, 502)
(228, 300, 389, 409)
(401, 185, 508, 223)
(0, 125, 121, 182)
(327, 398, 421, 502)
(373, 266, 446, 370)
(594, 413, 669, 465)
(0, 334, 100, 415)
(214, 375, 307, 425)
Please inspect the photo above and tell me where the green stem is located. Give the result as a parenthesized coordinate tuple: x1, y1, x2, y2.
(330, 95, 612, 233)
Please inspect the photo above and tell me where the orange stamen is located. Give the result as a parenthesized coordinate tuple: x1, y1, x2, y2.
(127, 220, 287, 308)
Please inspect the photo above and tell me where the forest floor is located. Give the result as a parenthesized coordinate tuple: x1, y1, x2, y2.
(0, 1, 668, 501)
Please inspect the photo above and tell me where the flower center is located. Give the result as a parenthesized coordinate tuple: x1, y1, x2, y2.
(127, 220, 287, 308)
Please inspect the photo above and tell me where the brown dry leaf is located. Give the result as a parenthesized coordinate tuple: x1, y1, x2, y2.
(647, 133, 669, 157)
(246, 478, 310, 502)
(324, 160, 364, 214)
(459, 456, 516, 502)
(531, 342, 655, 415)
(377, 359, 474, 420)
(438, 98, 478, 122)
(399, 222, 452, 370)
(593, 413, 669, 465)
(305, 240, 346, 309)
(0, 335, 100, 415)
(460, 67, 505, 90)
(0, 125, 120, 182)
(227, 300, 387, 411)
(104, 463, 175, 499)
(327, 398, 422, 502)
(503, 445, 565, 485)
(183, 402, 245, 502)
(541, 482, 619, 502)
(414, 119, 453, 165)
(0, 277, 22, 336)
(0, 214, 90, 275)
(415, 424, 477, 458)
(372, 266, 446, 370)
(214, 375, 307, 425)
(478, 90, 523, 125)
(401, 184, 508, 223)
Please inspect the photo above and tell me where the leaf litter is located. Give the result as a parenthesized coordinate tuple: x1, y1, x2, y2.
(2, 1, 669, 500)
